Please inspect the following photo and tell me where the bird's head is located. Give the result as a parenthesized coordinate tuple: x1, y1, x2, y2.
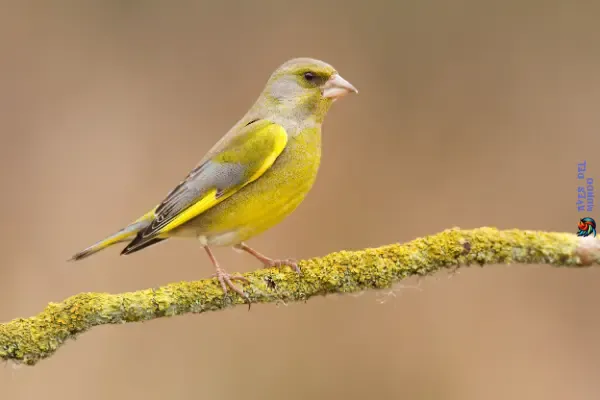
(580, 217, 597, 229)
(262, 58, 358, 122)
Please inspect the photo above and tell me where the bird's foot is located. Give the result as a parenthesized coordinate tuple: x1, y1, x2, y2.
(204, 245, 250, 304)
(261, 257, 301, 274)
(235, 243, 301, 274)
(210, 268, 249, 299)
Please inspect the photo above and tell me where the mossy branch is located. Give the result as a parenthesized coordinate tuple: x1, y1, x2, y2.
(1, 227, 599, 366)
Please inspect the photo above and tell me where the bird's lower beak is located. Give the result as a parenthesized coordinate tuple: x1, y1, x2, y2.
(322, 74, 358, 99)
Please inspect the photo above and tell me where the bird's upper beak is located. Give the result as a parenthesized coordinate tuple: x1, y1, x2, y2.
(322, 73, 358, 100)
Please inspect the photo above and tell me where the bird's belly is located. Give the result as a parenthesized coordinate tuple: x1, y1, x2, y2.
(173, 128, 322, 246)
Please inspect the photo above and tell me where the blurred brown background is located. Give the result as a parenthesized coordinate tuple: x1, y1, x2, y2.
(1, 1, 600, 399)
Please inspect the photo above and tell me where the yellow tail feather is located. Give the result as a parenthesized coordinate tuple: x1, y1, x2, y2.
(69, 210, 155, 261)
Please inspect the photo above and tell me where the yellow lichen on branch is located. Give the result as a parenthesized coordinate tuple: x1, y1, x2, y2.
(1, 227, 599, 366)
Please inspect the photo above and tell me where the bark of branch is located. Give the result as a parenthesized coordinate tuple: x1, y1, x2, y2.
(1, 227, 599, 366)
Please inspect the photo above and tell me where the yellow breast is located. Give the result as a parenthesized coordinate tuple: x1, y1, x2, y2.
(173, 127, 322, 246)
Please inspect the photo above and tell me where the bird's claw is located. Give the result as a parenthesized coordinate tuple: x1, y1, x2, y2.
(262, 258, 301, 274)
(211, 270, 250, 302)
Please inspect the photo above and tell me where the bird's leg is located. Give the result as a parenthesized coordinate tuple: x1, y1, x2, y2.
(204, 246, 249, 299)
(235, 243, 301, 273)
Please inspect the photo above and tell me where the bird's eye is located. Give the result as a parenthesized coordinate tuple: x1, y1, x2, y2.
(303, 72, 315, 81)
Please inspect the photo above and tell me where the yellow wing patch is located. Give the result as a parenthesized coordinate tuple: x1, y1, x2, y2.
(159, 188, 219, 233)
(248, 125, 288, 181)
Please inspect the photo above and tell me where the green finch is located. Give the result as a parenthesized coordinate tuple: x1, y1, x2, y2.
(70, 57, 358, 297)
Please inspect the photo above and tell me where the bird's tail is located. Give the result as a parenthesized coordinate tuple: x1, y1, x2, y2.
(69, 211, 155, 261)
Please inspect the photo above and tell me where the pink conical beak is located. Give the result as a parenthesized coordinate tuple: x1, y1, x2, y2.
(322, 74, 358, 99)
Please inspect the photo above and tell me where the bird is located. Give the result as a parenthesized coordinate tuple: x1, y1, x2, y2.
(577, 217, 597, 237)
(70, 57, 358, 298)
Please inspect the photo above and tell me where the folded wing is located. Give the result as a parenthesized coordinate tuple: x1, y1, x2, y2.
(121, 119, 288, 255)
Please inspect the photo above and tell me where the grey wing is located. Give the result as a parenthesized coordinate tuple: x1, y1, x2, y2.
(121, 160, 246, 254)
(151, 115, 264, 226)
